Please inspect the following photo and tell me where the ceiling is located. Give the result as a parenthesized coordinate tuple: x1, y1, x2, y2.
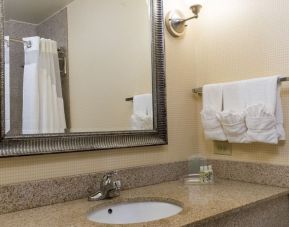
(4, 0, 75, 24)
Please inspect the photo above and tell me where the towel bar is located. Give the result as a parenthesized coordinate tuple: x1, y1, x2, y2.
(192, 77, 289, 95)
(125, 97, 134, 101)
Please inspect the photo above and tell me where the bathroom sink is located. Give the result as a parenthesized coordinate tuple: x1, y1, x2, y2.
(87, 199, 183, 224)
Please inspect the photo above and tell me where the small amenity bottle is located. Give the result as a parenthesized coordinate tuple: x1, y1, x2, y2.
(200, 166, 205, 183)
(208, 165, 214, 183)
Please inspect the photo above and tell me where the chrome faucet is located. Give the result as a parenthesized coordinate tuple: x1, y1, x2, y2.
(88, 171, 121, 201)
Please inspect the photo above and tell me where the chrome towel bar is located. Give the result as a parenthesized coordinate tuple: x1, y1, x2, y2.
(192, 77, 289, 95)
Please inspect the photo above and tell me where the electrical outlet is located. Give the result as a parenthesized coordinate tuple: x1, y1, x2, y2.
(214, 141, 232, 156)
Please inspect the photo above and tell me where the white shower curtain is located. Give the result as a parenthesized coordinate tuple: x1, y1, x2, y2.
(22, 37, 66, 134)
(4, 36, 10, 133)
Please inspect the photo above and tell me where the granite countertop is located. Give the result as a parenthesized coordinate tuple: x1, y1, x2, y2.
(0, 179, 288, 227)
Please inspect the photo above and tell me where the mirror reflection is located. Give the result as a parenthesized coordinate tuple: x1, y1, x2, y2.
(4, 0, 153, 136)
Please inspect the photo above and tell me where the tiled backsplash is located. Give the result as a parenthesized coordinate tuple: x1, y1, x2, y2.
(209, 159, 289, 188)
(0, 161, 188, 215)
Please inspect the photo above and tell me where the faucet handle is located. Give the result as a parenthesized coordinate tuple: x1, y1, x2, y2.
(102, 171, 118, 184)
(115, 180, 121, 190)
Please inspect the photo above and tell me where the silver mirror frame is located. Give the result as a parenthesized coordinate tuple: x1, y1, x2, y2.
(0, 0, 167, 157)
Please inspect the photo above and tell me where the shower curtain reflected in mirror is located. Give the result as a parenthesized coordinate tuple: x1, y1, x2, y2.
(22, 37, 66, 134)
(4, 36, 10, 134)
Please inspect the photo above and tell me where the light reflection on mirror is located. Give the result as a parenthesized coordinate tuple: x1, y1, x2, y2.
(4, 0, 153, 136)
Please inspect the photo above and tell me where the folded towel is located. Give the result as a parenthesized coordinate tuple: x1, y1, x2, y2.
(131, 94, 153, 130)
(201, 84, 227, 141)
(246, 104, 278, 143)
(244, 76, 285, 144)
(131, 113, 153, 130)
(218, 81, 250, 143)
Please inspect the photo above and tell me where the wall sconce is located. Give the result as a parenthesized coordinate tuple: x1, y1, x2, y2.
(165, 1, 203, 37)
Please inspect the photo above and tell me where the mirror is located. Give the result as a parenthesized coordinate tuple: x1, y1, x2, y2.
(0, 0, 167, 157)
(3, 0, 154, 136)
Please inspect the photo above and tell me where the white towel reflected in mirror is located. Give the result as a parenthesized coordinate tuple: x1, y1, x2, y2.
(131, 94, 153, 130)
(4, 36, 10, 134)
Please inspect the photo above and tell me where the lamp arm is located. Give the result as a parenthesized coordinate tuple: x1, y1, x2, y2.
(179, 15, 198, 22)
(170, 15, 198, 24)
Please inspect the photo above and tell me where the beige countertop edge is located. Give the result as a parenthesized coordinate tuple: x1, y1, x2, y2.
(189, 190, 289, 226)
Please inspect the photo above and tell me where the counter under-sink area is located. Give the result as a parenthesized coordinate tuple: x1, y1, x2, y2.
(0, 178, 289, 227)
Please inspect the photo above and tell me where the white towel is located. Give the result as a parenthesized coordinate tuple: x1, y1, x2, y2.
(131, 94, 153, 130)
(201, 84, 227, 141)
(244, 76, 285, 144)
(217, 81, 250, 143)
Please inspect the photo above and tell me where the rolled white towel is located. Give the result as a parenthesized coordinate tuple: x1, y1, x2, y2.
(217, 111, 250, 143)
(201, 107, 227, 141)
(245, 104, 278, 144)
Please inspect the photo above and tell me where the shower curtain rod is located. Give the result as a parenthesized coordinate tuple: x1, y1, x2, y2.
(192, 77, 289, 95)
(6, 38, 66, 52)
(6, 38, 32, 48)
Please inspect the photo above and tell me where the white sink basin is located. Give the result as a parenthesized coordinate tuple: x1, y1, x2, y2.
(87, 199, 183, 224)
